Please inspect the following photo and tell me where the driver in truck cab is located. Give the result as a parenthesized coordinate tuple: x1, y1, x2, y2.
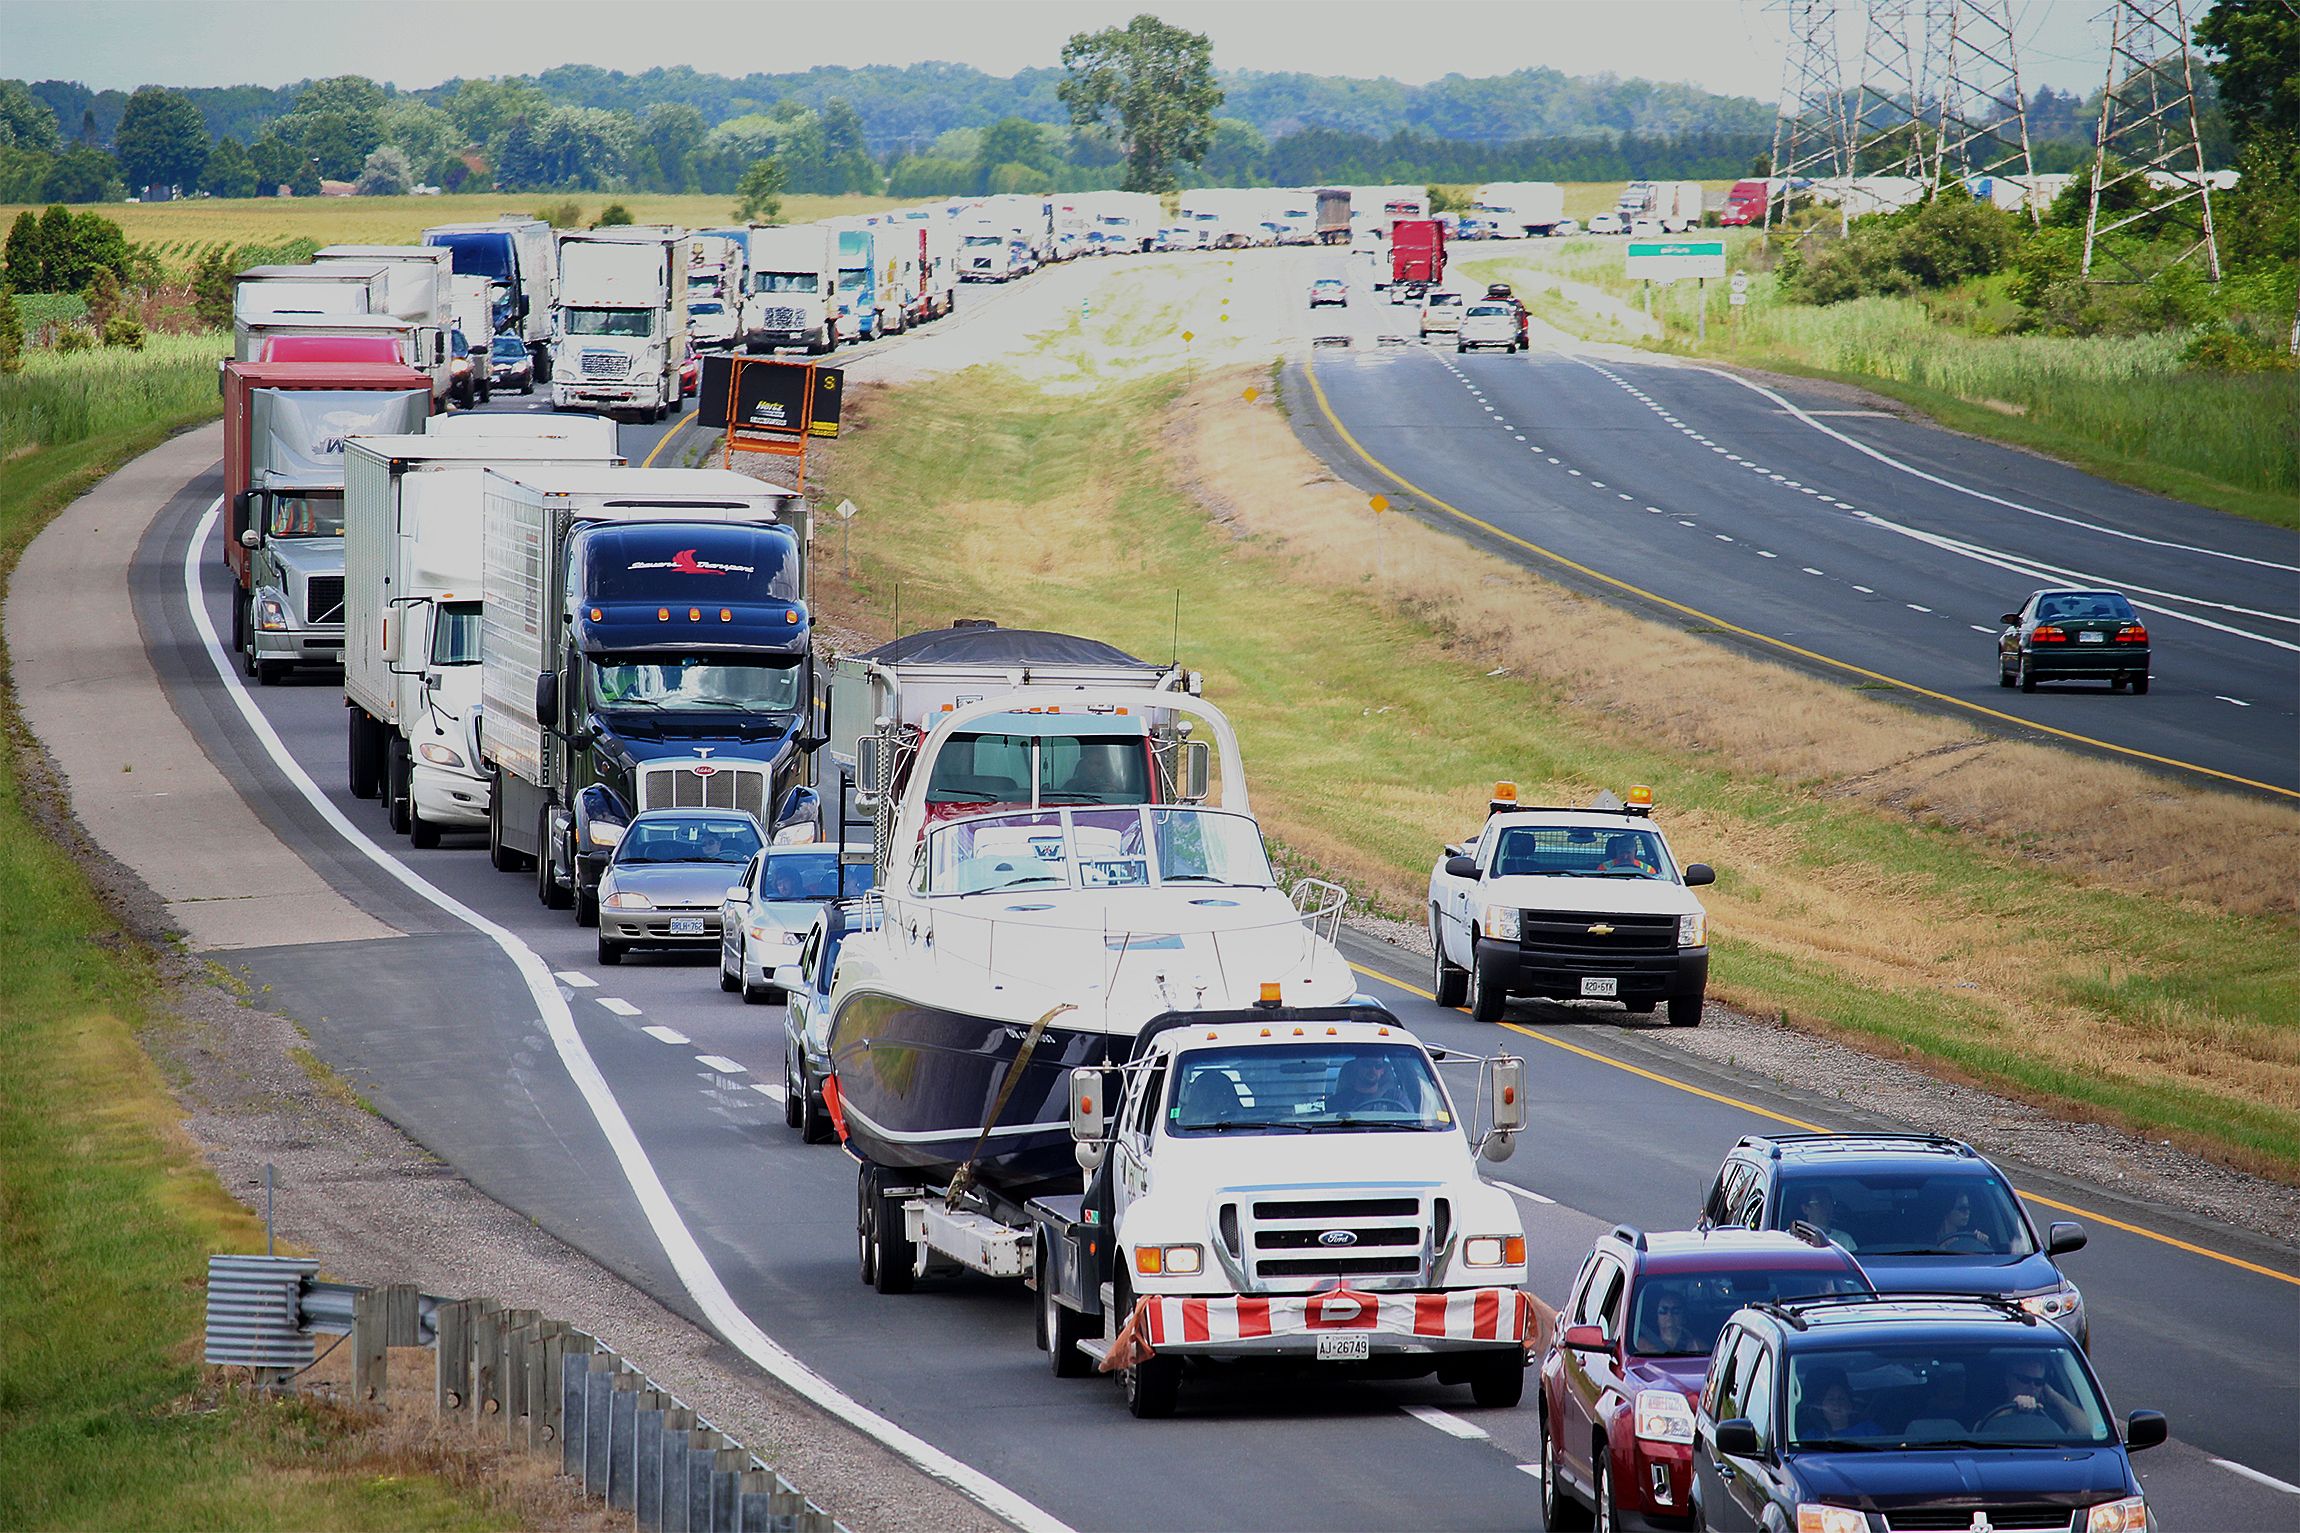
(1596, 833, 1661, 876)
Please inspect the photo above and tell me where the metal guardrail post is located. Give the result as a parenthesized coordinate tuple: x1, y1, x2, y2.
(709, 1446, 745, 1531)
(560, 1333, 597, 1478)
(608, 1372, 642, 1510)
(435, 1300, 471, 1417)
(733, 1469, 778, 1533)
(659, 1407, 697, 1533)
(583, 1353, 622, 1498)
(682, 1429, 721, 1533)
(634, 1390, 670, 1532)
(352, 1286, 388, 1405)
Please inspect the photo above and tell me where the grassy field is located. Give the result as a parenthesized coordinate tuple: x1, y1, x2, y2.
(813, 341, 2300, 1180)
(0, 350, 524, 1528)
(1458, 239, 2300, 528)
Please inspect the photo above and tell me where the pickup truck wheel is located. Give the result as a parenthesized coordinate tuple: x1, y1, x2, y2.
(1667, 994, 1703, 1028)
(1542, 1404, 1593, 1528)
(871, 1184, 915, 1295)
(1468, 947, 1508, 1022)
(1430, 907, 1468, 1007)
(1040, 1250, 1091, 1378)
(1468, 1350, 1526, 1408)
(856, 1166, 878, 1285)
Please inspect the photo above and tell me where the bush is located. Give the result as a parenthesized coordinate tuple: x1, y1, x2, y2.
(83, 267, 123, 330)
(1782, 194, 2022, 305)
(52, 322, 93, 352)
(532, 201, 582, 228)
(189, 245, 235, 329)
(594, 202, 633, 226)
(2182, 327, 2295, 373)
(0, 290, 21, 375)
(101, 313, 147, 350)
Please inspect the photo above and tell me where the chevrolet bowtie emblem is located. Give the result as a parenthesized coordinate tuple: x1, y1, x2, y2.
(1587, 923, 1615, 936)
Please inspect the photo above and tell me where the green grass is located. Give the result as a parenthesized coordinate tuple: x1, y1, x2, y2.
(0, 352, 515, 1529)
(822, 368, 2300, 1178)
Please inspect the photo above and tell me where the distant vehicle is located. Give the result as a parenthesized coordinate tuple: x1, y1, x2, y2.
(1485, 282, 1530, 346)
(1309, 277, 1348, 308)
(779, 902, 864, 1142)
(1549, 218, 1582, 237)
(448, 327, 489, 407)
(488, 333, 535, 394)
(677, 338, 699, 401)
(1456, 301, 1521, 353)
(1389, 217, 1447, 290)
(1999, 588, 2150, 694)
(1588, 212, 1626, 236)
(596, 809, 766, 966)
(422, 219, 556, 379)
(1686, 1294, 2161, 1533)
(686, 296, 736, 349)
(1158, 226, 1207, 252)
(719, 843, 876, 1005)
(1697, 1132, 2092, 1347)
(1719, 178, 1771, 227)
(742, 223, 838, 354)
(1469, 181, 1568, 237)
(1418, 289, 1466, 337)
(1315, 188, 1352, 245)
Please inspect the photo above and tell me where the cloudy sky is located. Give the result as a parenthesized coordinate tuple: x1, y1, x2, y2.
(3, 0, 2118, 98)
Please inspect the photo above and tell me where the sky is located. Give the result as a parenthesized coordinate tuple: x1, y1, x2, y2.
(0, 0, 2120, 100)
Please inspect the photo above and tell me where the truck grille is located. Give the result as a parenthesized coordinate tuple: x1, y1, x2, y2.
(302, 575, 344, 626)
(1519, 909, 1677, 957)
(639, 760, 768, 823)
(1238, 1192, 1432, 1290)
(580, 350, 631, 379)
(1885, 1511, 2075, 1533)
(759, 305, 805, 330)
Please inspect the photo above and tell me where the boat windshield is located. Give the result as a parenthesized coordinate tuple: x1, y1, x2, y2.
(917, 807, 1274, 896)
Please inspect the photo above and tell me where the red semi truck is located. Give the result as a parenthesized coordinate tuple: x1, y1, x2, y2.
(221, 357, 432, 679)
(1388, 218, 1448, 296)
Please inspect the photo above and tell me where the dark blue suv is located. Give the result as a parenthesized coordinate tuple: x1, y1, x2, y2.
(1689, 1295, 2164, 1533)
(1697, 1134, 2090, 1348)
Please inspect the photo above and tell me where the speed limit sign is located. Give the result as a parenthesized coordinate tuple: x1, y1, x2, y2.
(1730, 270, 1750, 294)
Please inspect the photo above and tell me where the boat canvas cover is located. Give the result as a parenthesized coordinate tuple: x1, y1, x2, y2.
(860, 626, 1152, 669)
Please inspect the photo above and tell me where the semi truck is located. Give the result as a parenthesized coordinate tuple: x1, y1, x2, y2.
(422, 218, 557, 379)
(551, 227, 688, 420)
(686, 232, 747, 301)
(314, 245, 456, 405)
(741, 223, 838, 354)
(1315, 188, 1352, 245)
(1469, 182, 1567, 237)
(832, 227, 884, 339)
(477, 466, 819, 921)
(1718, 179, 1771, 226)
(958, 221, 1015, 282)
(1617, 180, 1707, 233)
(221, 358, 433, 683)
(341, 432, 625, 849)
(1388, 218, 1448, 293)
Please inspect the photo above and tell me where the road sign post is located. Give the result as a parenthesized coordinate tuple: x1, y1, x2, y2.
(699, 355, 844, 492)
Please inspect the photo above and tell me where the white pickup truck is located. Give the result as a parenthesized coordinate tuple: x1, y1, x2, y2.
(1427, 784, 1714, 1026)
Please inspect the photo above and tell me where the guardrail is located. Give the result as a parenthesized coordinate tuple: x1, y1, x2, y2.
(206, 1255, 841, 1533)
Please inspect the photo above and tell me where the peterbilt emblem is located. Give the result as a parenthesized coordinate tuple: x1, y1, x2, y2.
(1587, 923, 1615, 936)
(1318, 1230, 1358, 1247)
(691, 764, 718, 777)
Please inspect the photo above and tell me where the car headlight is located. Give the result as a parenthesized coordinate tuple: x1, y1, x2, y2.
(587, 820, 625, 848)
(2087, 1497, 2146, 1533)
(1796, 1508, 1865, 1533)
(1462, 1235, 1525, 1267)
(603, 891, 653, 910)
(1678, 910, 1707, 948)
(747, 925, 803, 945)
(1133, 1243, 1203, 1276)
(1634, 1388, 1696, 1445)
(417, 742, 465, 769)
(1480, 904, 1520, 942)
(256, 596, 289, 631)
(2018, 1280, 2083, 1320)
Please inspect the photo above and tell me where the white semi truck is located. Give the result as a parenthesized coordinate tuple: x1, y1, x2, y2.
(741, 224, 839, 354)
(1470, 182, 1568, 237)
(313, 245, 456, 403)
(551, 227, 689, 420)
(340, 432, 625, 846)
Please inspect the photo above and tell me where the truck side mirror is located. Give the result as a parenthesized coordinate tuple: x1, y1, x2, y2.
(534, 671, 559, 728)
(1480, 1054, 1526, 1162)
(1683, 863, 1715, 887)
(1445, 855, 1477, 879)
(1182, 739, 1211, 801)
(230, 489, 256, 540)
(1070, 1067, 1111, 1170)
(854, 736, 882, 808)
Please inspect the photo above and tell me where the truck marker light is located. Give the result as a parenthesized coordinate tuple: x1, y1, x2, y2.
(657, 607, 669, 621)
(590, 607, 602, 621)
(1259, 1027, 1271, 1037)
(720, 608, 732, 622)
(689, 607, 701, 622)
(1135, 1246, 1163, 1275)
(1502, 1085, 1517, 1107)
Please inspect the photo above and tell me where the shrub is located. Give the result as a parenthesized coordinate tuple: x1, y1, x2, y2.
(2183, 327, 2295, 373)
(0, 290, 22, 375)
(101, 313, 147, 350)
(594, 202, 633, 226)
(83, 266, 123, 330)
(53, 322, 93, 352)
(533, 200, 582, 228)
(189, 245, 234, 329)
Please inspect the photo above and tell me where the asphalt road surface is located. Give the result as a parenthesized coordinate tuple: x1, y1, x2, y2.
(1288, 260, 2300, 799)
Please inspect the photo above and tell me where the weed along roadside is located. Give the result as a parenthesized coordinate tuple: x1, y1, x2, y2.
(813, 361, 2300, 1183)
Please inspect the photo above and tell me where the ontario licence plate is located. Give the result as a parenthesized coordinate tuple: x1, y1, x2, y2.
(669, 917, 705, 936)
(2078, 631, 2106, 643)
(1316, 1334, 1370, 1362)
(1581, 977, 1619, 998)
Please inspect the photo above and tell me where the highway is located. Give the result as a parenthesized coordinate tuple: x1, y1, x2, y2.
(114, 320, 2300, 1526)
(1288, 260, 2300, 798)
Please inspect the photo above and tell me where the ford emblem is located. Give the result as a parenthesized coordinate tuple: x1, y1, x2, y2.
(1318, 1229, 1358, 1247)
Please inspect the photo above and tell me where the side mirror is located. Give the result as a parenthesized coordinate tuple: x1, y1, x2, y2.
(724, 886, 750, 904)
(771, 964, 803, 991)
(239, 527, 260, 550)
(1181, 738, 1212, 802)
(1444, 855, 1477, 879)
(854, 736, 882, 807)
(2000, 613, 2021, 626)
(1683, 863, 1715, 887)
(1481, 1052, 1528, 1161)
(2046, 1220, 2087, 1256)
(1559, 1323, 1608, 1353)
(533, 671, 559, 727)
(423, 672, 441, 692)
(1713, 1418, 1760, 1457)
(2124, 1409, 2167, 1451)
(1070, 1067, 1111, 1170)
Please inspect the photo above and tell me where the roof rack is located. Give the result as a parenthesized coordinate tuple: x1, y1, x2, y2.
(1746, 1291, 2037, 1331)
(1610, 1223, 1648, 1252)
(1737, 1131, 1975, 1160)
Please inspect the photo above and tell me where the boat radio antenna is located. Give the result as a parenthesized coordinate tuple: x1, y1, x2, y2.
(1170, 587, 1181, 668)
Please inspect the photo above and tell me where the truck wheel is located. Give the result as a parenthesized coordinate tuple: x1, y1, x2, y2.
(255, 659, 287, 686)
(1468, 947, 1508, 1023)
(871, 1184, 915, 1295)
(231, 595, 248, 661)
(408, 795, 441, 850)
(488, 789, 530, 872)
(596, 935, 623, 966)
(1469, 1350, 1526, 1408)
(1124, 1353, 1181, 1419)
(1430, 907, 1467, 1007)
(1668, 994, 1704, 1028)
(386, 743, 412, 836)
(857, 1165, 878, 1285)
(347, 710, 380, 800)
(1040, 1249, 1091, 1378)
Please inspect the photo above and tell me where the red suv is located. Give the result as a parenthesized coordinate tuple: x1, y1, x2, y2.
(1538, 1225, 1870, 1530)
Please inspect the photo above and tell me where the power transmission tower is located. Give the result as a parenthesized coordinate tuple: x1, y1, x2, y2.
(2081, 0, 2221, 282)
(1849, 0, 1930, 185)
(1930, 0, 2038, 220)
(1766, 0, 1849, 229)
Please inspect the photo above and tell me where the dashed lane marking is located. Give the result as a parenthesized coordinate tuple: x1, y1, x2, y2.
(597, 997, 642, 1017)
(2216, 696, 2252, 707)
(752, 1081, 788, 1105)
(1404, 1405, 1489, 1441)
(2213, 1458, 2300, 1495)
(640, 1024, 690, 1044)
(557, 970, 597, 988)
(695, 1054, 747, 1075)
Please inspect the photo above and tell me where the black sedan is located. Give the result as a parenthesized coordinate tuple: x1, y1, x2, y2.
(488, 334, 535, 395)
(1998, 588, 2150, 694)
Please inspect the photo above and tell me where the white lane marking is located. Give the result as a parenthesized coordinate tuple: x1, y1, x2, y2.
(1758, 550, 1778, 558)
(1648, 506, 1665, 514)
(1618, 493, 1634, 502)
(1517, 1463, 1544, 1480)
(2216, 695, 2252, 707)
(1971, 625, 1997, 634)
(2213, 1458, 2300, 1495)
(1854, 584, 1876, 594)
(1568, 469, 1583, 476)
(752, 1081, 788, 1105)
(695, 1054, 747, 1075)
(1716, 534, 1735, 543)
(597, 997, 642, 1017)
(1404, 1405, 1489, 1441)
(1679, 519, 1698, 527)
(1803, 567, 1825, 575)
(640, 1023, 689, 1043)
(177, 501, 1068, 1533)
(1501, 1182, 1557, 1206)
(556, 970, 597, 988)
(1908, 604, 1932, 613)
(1697, 366, 2300, 574)
(1590, 480, 1606, 488)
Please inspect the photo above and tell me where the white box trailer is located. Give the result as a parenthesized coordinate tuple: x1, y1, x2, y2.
(426, 411, 620, 453)
(233, 263, 385, 328)
(1470, 182, 1566, 236)
(552, 228, 688, 419)
(341, 433, 625, 843)
(316, 245, 456, 402)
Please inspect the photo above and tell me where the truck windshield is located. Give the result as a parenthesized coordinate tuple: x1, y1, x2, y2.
(837, 269, 870, 292)
(755, 272, 820, 293)
(1784, 1342, 2113, 1451)
(1165, 1044, 1451, 1136)
(266, 491, 344, 538)
(562, 309, 654, 338)
(1490, 825, 1675, 880)
(918, 807, 1275, 895)
(431, 601, 481, 665)
(962, 235, 1004, 248)
(926, 730, 1150, 808)
(427, 232, 514, 284)
(589, 655, 803, 714)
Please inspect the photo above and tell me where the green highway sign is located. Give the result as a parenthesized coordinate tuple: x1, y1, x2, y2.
(1625, 239, 1728, 280)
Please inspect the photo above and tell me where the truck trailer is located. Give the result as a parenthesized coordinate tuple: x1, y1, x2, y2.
(1388, 218, 1448, 293)
(313, 245, 456, 403)
(1469, 182, 1566, 237)
(551, 227, 688, 420)
(423, 219, 557, 378)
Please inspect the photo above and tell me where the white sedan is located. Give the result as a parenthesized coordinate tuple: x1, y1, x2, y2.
(1587, 212, 1626, 236)
(719, 842, 877, 1003)
(687, 297, 737, 348)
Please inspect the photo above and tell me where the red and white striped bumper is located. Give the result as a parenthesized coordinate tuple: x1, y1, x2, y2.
(1105, 1287, 1533, 1369)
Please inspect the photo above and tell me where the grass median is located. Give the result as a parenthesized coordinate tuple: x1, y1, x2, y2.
(0, 349, 521, 1528)
(813, 360, 2300, 1181)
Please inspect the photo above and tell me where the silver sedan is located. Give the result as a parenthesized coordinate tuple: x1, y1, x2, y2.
(719, 842, 876, 1004)
(595, 810, 764, 966)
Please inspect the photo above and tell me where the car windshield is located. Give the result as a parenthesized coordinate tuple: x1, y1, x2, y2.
(1165, 1044, 1453, 1136)
(1785, 1341, 2114, 1450)
(690, 300, 723, 315)
(1630, 1269, 1869, 1358)
(490, 336, 525, 359)
(1776, 1170, 2035, 1256)
(266, 491, 343, 538)
(562, 308, 653, 338)
(1490, 824, 1675, 879)
(754, 850, 877, 904)
(431, 601, 481, 665)
(2033, 591, 2136, 623)
(613, 816, 762, 866)
(756, 271, 820, 293)
(918, 807, 1275, 895)
(589, 655, 803, 714)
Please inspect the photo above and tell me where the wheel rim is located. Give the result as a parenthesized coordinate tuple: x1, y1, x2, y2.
(1596, 1462, 1612, 1533)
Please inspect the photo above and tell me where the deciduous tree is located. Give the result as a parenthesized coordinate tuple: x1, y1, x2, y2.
(735, 158, 785, 223)
(1058, 15, 1222, 192)
(113, 85, 208, 192)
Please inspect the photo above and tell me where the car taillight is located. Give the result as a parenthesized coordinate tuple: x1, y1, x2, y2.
(2116, 623, 2147, 644)
(2031, 625, 2067, 643)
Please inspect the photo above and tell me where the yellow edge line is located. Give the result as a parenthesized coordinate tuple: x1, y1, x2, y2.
(638, 411, 697, 468)
(1298, 353, 2299, 802)
(1347, 960, 2300, 1288)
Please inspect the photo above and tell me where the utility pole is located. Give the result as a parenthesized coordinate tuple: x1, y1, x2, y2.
(2081, 0, 2221, 283)
(1931, 0, 2040, 222)
(1765, 0, 1850, 231)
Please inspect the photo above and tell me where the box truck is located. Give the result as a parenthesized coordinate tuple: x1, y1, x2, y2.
(315, 245, 456, 403)
(423, 219, 557, 379)
(1469, 182, 1567, 237)
(551, 227, 688, 420)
